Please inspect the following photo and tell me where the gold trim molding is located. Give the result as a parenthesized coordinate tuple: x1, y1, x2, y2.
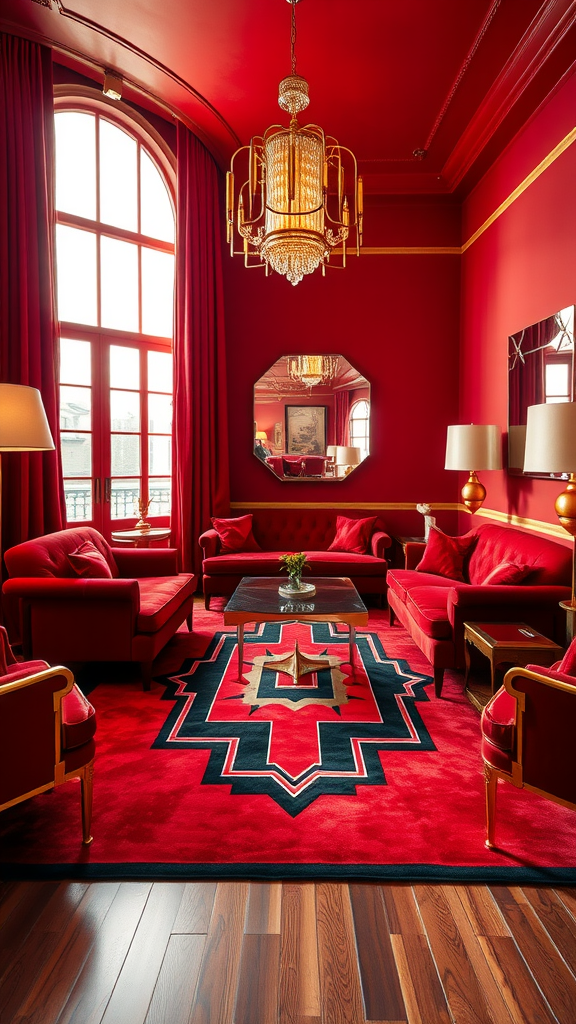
(473, 506, 570, 541)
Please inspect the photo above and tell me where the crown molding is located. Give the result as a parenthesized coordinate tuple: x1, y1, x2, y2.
(442, 0, 576, 190)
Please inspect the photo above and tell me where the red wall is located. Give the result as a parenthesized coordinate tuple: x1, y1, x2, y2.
(459, 68, 576, 538)
(223, 195, 462, 536)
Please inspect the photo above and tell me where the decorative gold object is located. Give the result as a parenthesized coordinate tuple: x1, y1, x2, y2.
(261, 639, 331, 684)
(226, 0, 362, 285)
(444, 424, 502, 512)
(134, 497, 152, 532)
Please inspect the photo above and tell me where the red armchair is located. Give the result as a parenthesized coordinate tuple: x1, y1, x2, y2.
(0, 627, 96, 844)
(481, 644, 576, 849)
(3, 527, 197, 689)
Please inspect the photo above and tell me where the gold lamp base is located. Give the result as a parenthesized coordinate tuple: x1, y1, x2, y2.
(461, 471, 486, 513)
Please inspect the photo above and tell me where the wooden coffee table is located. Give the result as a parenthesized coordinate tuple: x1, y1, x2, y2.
(463, 621, 563, 705)
(224, 576, 368, 682)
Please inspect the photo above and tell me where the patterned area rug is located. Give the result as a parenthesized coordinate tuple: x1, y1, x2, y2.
(1, 612, 575, 880)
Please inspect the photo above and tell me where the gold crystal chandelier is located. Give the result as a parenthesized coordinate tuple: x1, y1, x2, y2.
(226, 0, 363, 286)
(287, 354, 338, 388)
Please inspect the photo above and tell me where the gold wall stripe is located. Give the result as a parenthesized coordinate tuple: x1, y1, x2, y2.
(230, 501, 463, 511)
(461, 125, 576, 253)
(473, 506, 569, 541)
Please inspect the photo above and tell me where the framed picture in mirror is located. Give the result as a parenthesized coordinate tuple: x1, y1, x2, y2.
(508, 306, 574, 477)
(285, 405, 326, 455)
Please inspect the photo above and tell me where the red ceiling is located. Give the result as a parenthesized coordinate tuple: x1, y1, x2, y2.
(2, 0, 575, 195)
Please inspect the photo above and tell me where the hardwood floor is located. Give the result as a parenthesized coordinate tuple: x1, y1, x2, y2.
(1, 880, 576, 1023)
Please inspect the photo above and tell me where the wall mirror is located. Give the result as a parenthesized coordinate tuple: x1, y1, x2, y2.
(254, 355, 370, 480)
(508, 306, 574, 477)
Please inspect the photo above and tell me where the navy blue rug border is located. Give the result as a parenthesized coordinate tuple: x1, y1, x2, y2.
(2, 862, 575, 883)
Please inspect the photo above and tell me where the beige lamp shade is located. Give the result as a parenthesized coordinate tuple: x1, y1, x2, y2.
(326, 445, 337, 460)
(255, 430, 268, 441)
(0, 384, 54, 451)
(508, 424, 527, 470)
(523, 402, 576, 473)
(444, 424, 501, 471)
(334, 445, 361, 466)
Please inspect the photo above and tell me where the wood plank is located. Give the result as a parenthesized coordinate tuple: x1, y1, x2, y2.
(415, 885, 499, 1024)
(316, 883, 364, 1024)
(454, 885, 511, 938)
(389, 934, 423, 1024)
(396, 932, 452, 1024)
(349, 883, 407, 1023)
(0, 882, 89, 1023)
(0, 882, 59, 964)
(189, 881, 249, 1024)
(234, 933, 281, 1024)
(172, 882, 216, 934)
(555, 886, 576, 921)
(523, 887, 576, 969)
(382, 886, 425, 936)
(490, 885, 576, 1022)
(13, 883, 121, 1024)
(245, 882, 282, 934)
(478, 935, 557, 1024)
(145, 934, 205, 1024)
(279, 883, 321, 1024)
(56, 883, 153, 1024)
(443, 887, 515, 1024)
(99, 882, 185, 1024)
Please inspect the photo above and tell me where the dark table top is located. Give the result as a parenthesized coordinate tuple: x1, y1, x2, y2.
(224, 576, 367, 616)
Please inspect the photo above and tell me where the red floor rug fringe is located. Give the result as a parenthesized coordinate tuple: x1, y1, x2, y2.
(1, 608, 575, 881)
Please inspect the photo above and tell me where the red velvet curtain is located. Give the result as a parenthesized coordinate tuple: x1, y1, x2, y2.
(0, 35, 65, 553)
(335, 390, 351, 446)
(172, 124, 230, 573)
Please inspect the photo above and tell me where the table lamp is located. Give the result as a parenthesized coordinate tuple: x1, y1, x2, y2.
(523, 402, 576, 629)
(335, 445, 361, 477)
(0, 383, 55, 559)
(445, 424, 501, 512)
(255, 431, 268, 442)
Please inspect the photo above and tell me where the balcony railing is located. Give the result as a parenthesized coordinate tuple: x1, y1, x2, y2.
(64, 485, 170, 522)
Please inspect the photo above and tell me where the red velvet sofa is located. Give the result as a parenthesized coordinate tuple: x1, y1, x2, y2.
(3, 527, 197, 689)
(387, 523, 571, 696)
(199, 509, 391, 607)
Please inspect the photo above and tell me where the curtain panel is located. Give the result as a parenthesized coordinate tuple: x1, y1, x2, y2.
(172, 123, 230, 573)
(0, 35, 65, 552)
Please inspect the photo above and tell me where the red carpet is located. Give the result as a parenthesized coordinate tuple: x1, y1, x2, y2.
(1, 604, 575, 881)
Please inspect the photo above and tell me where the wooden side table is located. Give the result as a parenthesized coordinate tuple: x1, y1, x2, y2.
(463, 621, 563, 707)
(111, 528, 171, 548)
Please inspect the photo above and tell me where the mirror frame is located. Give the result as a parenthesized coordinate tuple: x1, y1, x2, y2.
(253, 354, 371, 481)
(508, 306, 575, 478)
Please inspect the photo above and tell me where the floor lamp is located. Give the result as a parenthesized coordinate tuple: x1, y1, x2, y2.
(523, 402, 576, 641)
(445, 424, 502, 512)
(0, 384, 55, 580)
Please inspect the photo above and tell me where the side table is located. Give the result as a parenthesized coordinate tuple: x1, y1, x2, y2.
(391, 535, 425, 569)
(463, 621, 563, 710)
(111, 528, 171, 548)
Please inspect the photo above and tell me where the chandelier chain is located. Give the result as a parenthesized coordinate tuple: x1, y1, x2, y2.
(291, 0, 297, 75)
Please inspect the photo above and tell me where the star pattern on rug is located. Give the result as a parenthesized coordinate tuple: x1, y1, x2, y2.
(153, 622, 435, 815)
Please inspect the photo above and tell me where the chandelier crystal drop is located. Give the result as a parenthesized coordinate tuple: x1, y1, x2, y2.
(287, 354, 339, 388)
(226, 0, 362, 285)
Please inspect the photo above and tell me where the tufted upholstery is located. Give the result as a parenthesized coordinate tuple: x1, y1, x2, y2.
(5, 526, 119, 579)
(388, 522, 572, 697)
(199, 508, 391, 607)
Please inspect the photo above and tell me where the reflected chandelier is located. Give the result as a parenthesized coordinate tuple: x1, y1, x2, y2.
(226, 0, 363, 286)
(287, 354, 338, 388)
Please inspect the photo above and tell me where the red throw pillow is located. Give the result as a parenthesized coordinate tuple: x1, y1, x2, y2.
(211, 514, 261, 554)
(67, 540, 113, 579)
(415, 527, 475, 582)
(328, 516, 377, 555)
(558, 638, 576, 677)
(481, 561, 533, 586)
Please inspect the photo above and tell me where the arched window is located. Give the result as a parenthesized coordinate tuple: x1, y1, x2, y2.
(349, 399, 370, 462)
(54, 100, 175, 533)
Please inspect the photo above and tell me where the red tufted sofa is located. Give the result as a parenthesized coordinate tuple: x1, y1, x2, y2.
(3, 527, 197, 689)
(199, 508, 391, 608)
(387, 523, 571, 697)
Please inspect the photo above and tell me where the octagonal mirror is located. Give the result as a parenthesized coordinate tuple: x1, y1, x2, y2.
(254, 355, 370, 480)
